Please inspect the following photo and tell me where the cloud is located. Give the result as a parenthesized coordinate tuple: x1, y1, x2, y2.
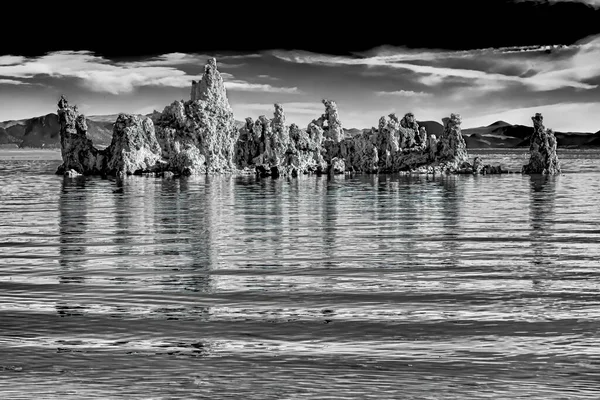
(225, 81, 301, 93)
(375, 90, 432, 97)
(257, 74, 280, 80)
(127, 52, 209, 67)
(514, 0, 600, 8)
(216, 54, 262, 60)
(0, 51, 299, 95)
(0, 79, 30, 85)
(128, 53, 243, 69)
(0, 51, 200, 94)
(235, 102, 325, 115)
(271, 35, 600, 92)
(0, 55, 25, 66)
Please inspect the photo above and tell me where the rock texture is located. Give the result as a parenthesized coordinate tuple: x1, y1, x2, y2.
(104, 114, 163, 175)
(321, 100, 344, 143)
(399, 112, 419, 149)
(322, 111, 469, 175)
(454, 157, 508, 175)
(154, 58, 237, 175)
(56, 96, 160, 176)
(56, 96, 103, 175)
(236, 104, 326, 176)
(430, 113, 469, 173)
(522, 113, 561, 175)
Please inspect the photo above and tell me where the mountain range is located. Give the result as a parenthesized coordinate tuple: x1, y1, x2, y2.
(1, 114, 599, 149)
(0, 114, 115, 149)
(462, 120, 600, 148)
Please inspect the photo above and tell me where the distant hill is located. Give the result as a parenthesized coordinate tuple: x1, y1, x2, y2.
(0, 113, 116, 148)
(589, 130, 600, 146)
(6, 123, 26, 140)
(2, 113, 598, 149)
(463, 120, 599, 148)
(462, 122, 531, 148)
(487, 120, 512, 128)
(18, 114, 61, 148)
(87, 114, 121, 123)
(418, 120, 444, 136)
(339, 119, 600, 149)
(552, 130, 600, 148)
(0, 118, 28, 130)
(0, 127, 19, 144)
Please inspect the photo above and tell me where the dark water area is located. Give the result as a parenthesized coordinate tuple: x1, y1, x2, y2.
(1, 149, 600, 399)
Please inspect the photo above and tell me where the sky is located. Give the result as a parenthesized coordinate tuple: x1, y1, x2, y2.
(1, 0, 599, 132)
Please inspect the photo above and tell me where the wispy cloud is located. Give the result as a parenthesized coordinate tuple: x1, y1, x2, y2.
(127, 52, 208, 67)
(0, 55, 25, 66)
(257, 74, 280, 80)
(0, 51, 201, 94)
(0, 78, 30, 85)
(271, 35, 600, 92)
(514, 0, 600, 8)
(375, 90, 432, 97)
(225, 81, 301, 93)
(216, 54, 262, 60)
(128, 53, 243, 69)
(0, 51, 300, 95)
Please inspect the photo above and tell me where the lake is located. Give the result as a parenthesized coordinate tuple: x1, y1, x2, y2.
(1, 149, 600, 399)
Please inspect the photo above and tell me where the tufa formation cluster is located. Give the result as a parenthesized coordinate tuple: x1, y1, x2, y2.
(56, 58, 559, 178)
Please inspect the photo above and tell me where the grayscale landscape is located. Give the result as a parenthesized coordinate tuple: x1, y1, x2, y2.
(1, 1, 600, 399)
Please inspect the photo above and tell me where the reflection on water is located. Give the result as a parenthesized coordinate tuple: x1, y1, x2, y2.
(1, 152, 600, 399)
(529, 175, 557, 271)
(58, 176, 88, 280)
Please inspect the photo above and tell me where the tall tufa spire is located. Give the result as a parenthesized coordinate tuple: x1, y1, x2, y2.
(190, 58, 231, 112)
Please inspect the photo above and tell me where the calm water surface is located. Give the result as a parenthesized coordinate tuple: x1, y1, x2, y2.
(1, 149, 600, 399)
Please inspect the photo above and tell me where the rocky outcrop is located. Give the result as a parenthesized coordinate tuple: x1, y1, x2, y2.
(55, 57, 524, 179)
(399, 112, 419, 149)
(56, 96, 103, 175)
(236, 104, 326, 176)
(154, 58, 237, 175)
(190, 58, 229, 109)
(473, 156, 483, 174)
(335, 129, 379, 173)
(236, 104, 475, 176)
(417, 126, 428, 149)
(56, 96, 162, 176)
(436, 113, 468, 169)
(428, 134, 438, 160)
(522, 113, 561, 175)
(104, 114, 163, 175)
(455, 157, 508, 175)
(323, 111, 469, 174)
(321, 100, 344, 143)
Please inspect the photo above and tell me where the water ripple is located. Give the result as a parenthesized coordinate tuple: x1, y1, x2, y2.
(1, 150, 600, 399)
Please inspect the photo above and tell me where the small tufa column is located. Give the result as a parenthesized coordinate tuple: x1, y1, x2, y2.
(522, 113, 561, 175)
(435, 113, 468, 168)
(56, 95, 99, 175)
